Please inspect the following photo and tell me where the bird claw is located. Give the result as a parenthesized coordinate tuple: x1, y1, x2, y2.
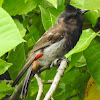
(50, 57, 69, 68)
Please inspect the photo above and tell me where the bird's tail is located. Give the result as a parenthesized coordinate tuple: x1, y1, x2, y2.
(12, 56, 35, 87)
(21, 61, 39, 99)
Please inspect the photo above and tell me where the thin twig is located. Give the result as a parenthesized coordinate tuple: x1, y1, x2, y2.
(35, 74, 43, 100)
(44, 59, 67, 100)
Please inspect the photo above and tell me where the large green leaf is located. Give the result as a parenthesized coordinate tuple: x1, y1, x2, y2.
(83, 37, 100, 87)
(2, 0, 37, 15)
(0, 59, 12, 75)
(8, 43, 26, 80)
(39, 6, 56, 31)
(70, 0, 100, 10)
(65, 29, 98, 59)
(70, 0, 85, 9)
(84, 0, 100, 10)
(54, 68, 89, 100)
(0, 8, 24, 57)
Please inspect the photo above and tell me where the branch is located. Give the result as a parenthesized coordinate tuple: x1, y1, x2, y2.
(8, 59, 67, 100)
(44, 59, 67, 100)
(7, 80, 23, 100)
(35, 74, 43, 100)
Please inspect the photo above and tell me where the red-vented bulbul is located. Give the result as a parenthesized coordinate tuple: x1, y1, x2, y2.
(12, 4, 89, 99)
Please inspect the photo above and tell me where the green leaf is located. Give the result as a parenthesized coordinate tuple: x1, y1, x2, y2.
(24, 0, 28, 3)
(83, 37, 100, 87)
(84, 0, 100, 10)
(29, 25, 40, 42)
(57, 0, 65, 9)
(2, 0, 37, 15)
(66, 52, 83, 72)
(8, 43, 26, 80)
(75, 55, 86, 67)
(0, 0, 3, 7)
(39, 6, 56, 31)
(0, 59, 12, 75)
(26, 25, 40, 48)
(85, 10, 100, 27)
(47, 0, 57, 8)
(70, 0, 100, 10)
(65, 29, 98, 59)
(26, 79, 38, 100)
(0, 81, 14, 99)
(14, 19, 26, 37)
(0, 8, 24, 57)
(54, 68, 89, 99)
(70, 0, 85, 9)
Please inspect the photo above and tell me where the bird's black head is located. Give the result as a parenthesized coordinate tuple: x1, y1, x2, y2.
(56, 4, 89, 25)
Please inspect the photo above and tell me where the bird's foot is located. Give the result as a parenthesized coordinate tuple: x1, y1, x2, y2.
(50, 57, 69, 68)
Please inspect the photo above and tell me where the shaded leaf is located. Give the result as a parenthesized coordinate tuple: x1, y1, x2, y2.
(14, 19, 26, 37)
(75, 55, 86, 67)
(0, 59, 12, 75)
(26, 25, 40, 48)
(66, 52, 83, 72)
(54, 68, 89, 100)
(26, 79, 38, 100)
(8, 43, 26, 80)
(84, 37, 100, 87)
(0, 8, 24, 57)
(85, 10, 100, 27)
(57, 0, 65, 9)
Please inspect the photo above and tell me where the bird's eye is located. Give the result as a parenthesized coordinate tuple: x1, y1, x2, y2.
(67, 19, 77, 24)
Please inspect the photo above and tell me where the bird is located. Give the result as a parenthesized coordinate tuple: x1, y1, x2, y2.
(12, 4, 89, 99)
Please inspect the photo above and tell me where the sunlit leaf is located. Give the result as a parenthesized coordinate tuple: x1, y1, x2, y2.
(0, 8, 24, 57)
(47, 0, 57, 8)
(0, 59, 12, 75)
(0, 0, 3, 7)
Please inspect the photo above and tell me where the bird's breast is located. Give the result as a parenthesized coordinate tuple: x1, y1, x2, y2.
(37, 38, 68, 67)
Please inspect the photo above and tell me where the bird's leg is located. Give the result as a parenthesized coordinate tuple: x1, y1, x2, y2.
(50, 57, 69, 68)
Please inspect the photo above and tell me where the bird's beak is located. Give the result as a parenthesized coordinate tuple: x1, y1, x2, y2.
(80, 9, 90, 14)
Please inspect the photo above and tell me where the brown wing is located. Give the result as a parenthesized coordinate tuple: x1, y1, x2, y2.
(28, 22, 68, 60)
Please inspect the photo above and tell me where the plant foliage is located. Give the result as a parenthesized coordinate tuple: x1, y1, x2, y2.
(0, 0, 100, 99)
